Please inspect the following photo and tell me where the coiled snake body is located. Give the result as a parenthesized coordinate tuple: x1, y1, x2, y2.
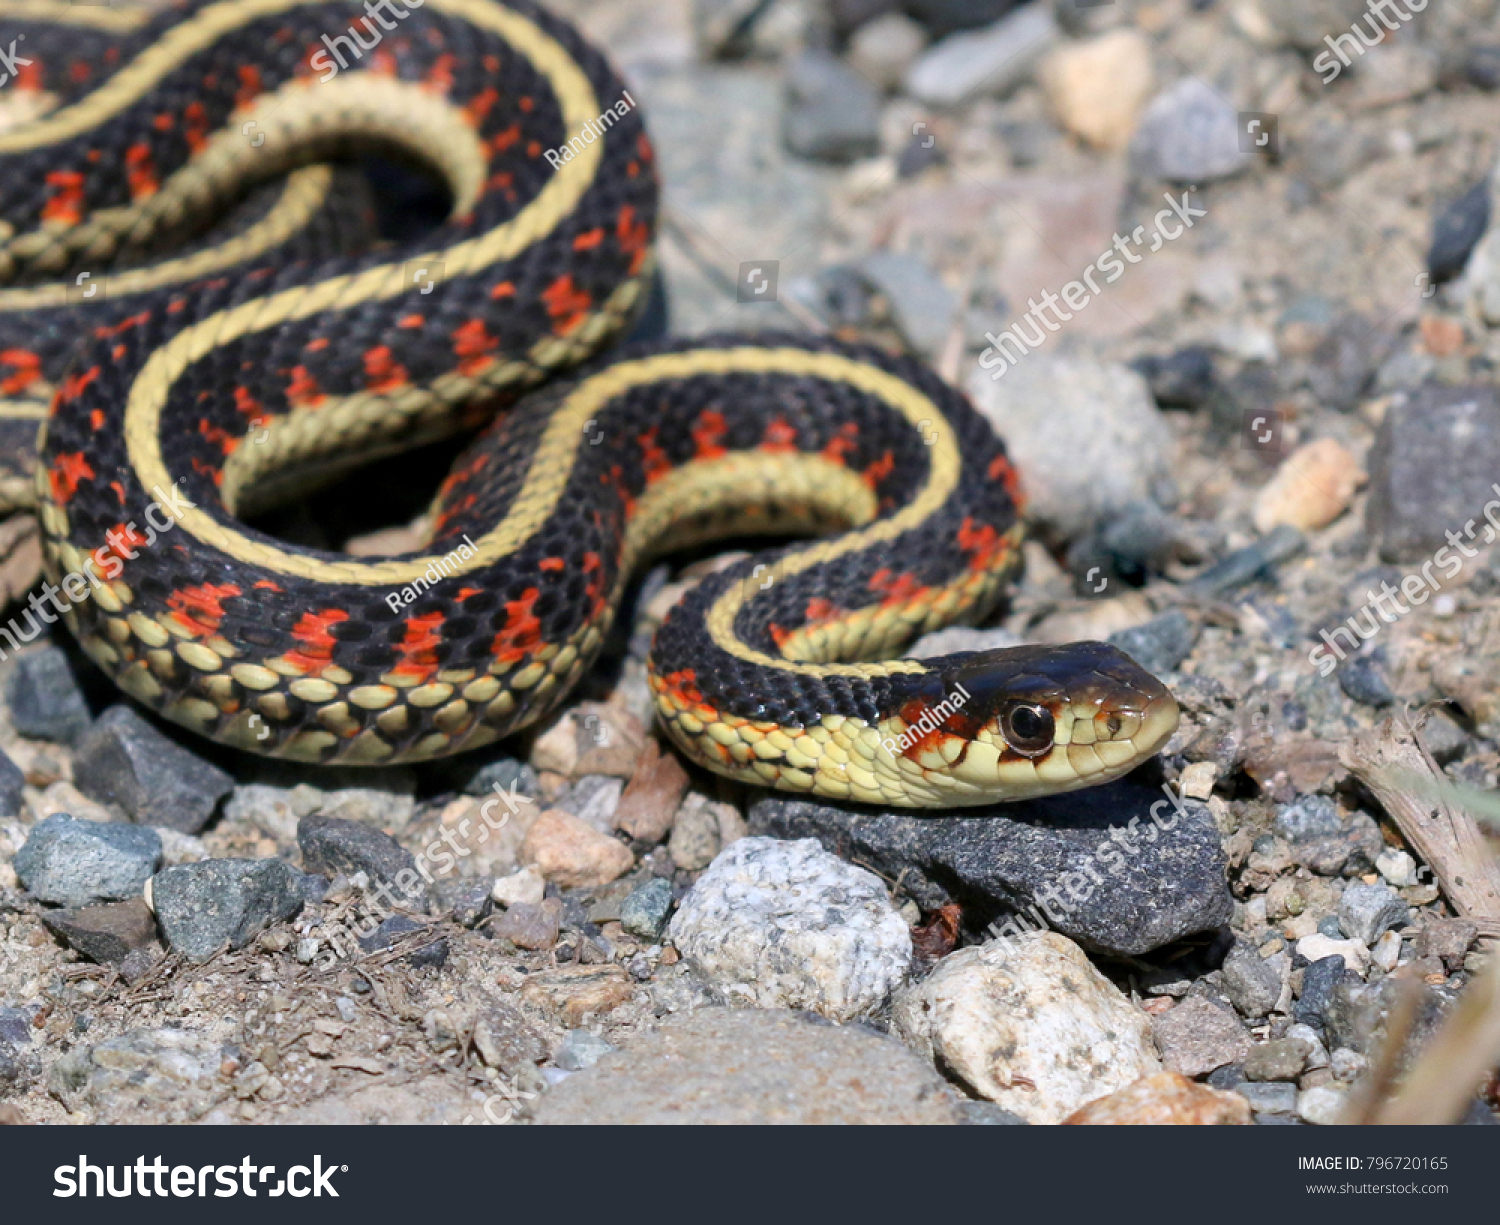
(0, 0, 1178, 806)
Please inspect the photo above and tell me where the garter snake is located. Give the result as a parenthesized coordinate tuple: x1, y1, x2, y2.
(0, 0, 1178, 806)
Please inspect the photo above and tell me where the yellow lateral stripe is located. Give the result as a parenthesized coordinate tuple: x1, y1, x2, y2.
(0, 165, 334, 313)
(0, 2, 151, 33)
(0, 399, 47, 419)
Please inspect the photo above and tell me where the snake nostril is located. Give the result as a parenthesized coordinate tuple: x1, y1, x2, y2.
(1106, 714, 1122, 737)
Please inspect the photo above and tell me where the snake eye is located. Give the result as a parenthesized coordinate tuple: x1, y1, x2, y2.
(1002, 703, 1054, 756)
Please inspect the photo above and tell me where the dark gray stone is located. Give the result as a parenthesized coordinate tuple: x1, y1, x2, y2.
(72, 705, 233, 833)
(1275, 795, 1341, 842)
(1293, 955, 1357, 1037)
(14, 814, 161, 906)
(1337, 648, 1395, 708)
(782, 51, 881, 163)
(957, 1100, 1029, 1124)
(902, 0, 1020, 37)
(1187, 526, 1305, 596)
(434, 877, 492, 928)
(1109, 609, 1198, 676)
(0, 1039, 37, 1098)
(356, 914, 448, 968)
(6, 647, 93, 744)
(619, 877, 675, 941)
(1338, 881, 1408, 945)
(747, 778, 1232, 957)
(1222, 943, 1281, 1018)
(1428, 180, 1489, 283)
(1465, 44, 1500, 89)
(1275, 797, 1384, 876)
(0, 746, 23, 819)
(1236, 1081, 1298, 1115)
(1243, 1036, 1310, 1082)
(298, 813, 428, 909)
(151, 858, 304, 962)
(41, 899, 156, 964)
(1133, 346, 1218, 412)
(1366, 385, 1500, 563)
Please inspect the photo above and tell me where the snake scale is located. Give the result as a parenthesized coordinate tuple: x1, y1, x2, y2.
(0, 0, 1178, 806)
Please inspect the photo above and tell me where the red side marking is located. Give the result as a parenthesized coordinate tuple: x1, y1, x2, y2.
(89, 409, 105, 431)
(254, 579, 283, 591)
(768, 623, 791, 649)
(637, 132, 654, 163)
(368, 48, 398, 76)
(48, 452, 95, 504)
(92, 312, 150, 339)
(305, 337, 330, 352)
(456, 586, 482, 600)
(111, 344, 126, 361)
(153, 112, 176, 131)
(760, 417, 797, 453)
(541, 274, 592, 336)
(451, 319, 498, 376)
(572, 227, 604, 252)
(190, 456, 223, 487)
(97, 521, 150, 564)
(691, 409, 727, 460)
(616, 204, 649, 275)
(986, 451, 1025, 509)
(285, 366, 324, 408)
(491, 587, 542, 666)
(363, 345, 408, 393)
(488, 123, 521, 153)
(525, 140, 541, 158)
(66, 60, 90, 85)
(464, 86, 498, 125)
(870, 569, 927, 607)
(233, 386, 262, 420)
(42, 172, 85, 225)
(283, 609, 348, 673)
(391, 611, 445, 682)
(896, 697, 951, 762)
(424, 53, 456, 92)
(482, 54, 500, 73)
(956, 517, 1006, 571)
(234, 64, 263, 110)
(805, 596, 840, 624)
(167, 581, 241, 637)
(272, 25, 294, 44)
(661, 668, 704, 707)
(518, 95, 534, 112)
(538, 557, 565, 572)
(58, 365, 100, 404)
(183, 102, 209, 153)
(398, 314, 424, 328)
(862, 449, 895, 489)
(0, 350, 41, 396)
(199, 418, 239, 457)
(489, 281, 515, 300)
(109, 480, 126, 505)
(582, 551, 605, 617)
(605, 463, 636, 519)
(821, 421, 859, 466)
(637, 426, 670, 484)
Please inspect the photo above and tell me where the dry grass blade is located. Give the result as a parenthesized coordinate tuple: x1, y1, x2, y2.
(1337, 713, 1500, 940)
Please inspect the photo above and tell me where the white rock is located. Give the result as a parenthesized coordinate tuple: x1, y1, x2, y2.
(891, 930, 1160, 1124)
(1297, 1083, 1348, 1125)
(1371, 930, 1402, 972)
(1295, 933, 1371, 974)
(1375, 847, 1417, 888)
(491, 865, 546, 908)
(666, 837, 911, 1022)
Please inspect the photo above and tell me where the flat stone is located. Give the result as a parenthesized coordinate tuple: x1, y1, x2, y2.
(553, 1029, 615, 1072)
(47, 1027, 222, 1123)
(533, 1008, 960, 1124)
(41, 899, 157, 964)
(521, 808, 634, 889)
(488, 899, 562, 951)
(748, 778, 1231, 958)
(1063, 1071, 1251, 1125)
(14, 814, 161, 906)
(1130, 76, 1252, 183)
(904, 4, 1057, 109)
(471, 998, 547, 1076)
(1296, 933, 1371, 975)
(6, 646, 93, 744)
(1243, 1036, 1312, 1082)
(668, 837, 911, 1021)
(1222, 942, 1284, 1018)
(1108, 609, 1198, 675)
(1237, 1081, 1299, 1115)
(1252, 439, 1365, 535)
(1338, 881, 1409, 946)
(612, 738, 690, 844)
(893, 931, 1159, 1124)
(1151, 997, 1253, 1077)
(1365, 385, 1500, 563)
(856, 251, 957, 360)
(298, 813, 427, 910)
(72, 705, 233, 833)
(356, 914, 448, 968)
(151, 858, 304, 962)
(1297, 1083, 1349, 1125)
(619, 877, 675, 941)
(782, 51, 880, 164)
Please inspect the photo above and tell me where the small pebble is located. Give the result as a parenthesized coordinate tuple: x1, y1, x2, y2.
(553, 1029, 615, 1072)
(1252, 439, 1364, 534)
(1297, 1083, 1348, 1125)
(1038, 29, 1154, 151)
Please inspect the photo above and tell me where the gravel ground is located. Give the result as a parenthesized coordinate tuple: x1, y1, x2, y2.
(2, 0, 1500, 1127)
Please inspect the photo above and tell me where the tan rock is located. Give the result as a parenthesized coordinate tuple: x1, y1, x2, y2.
(1063, 1071, 1251, 1124)
(520, 808, 633, 889)
(1038, 29, 1154, 150)
(573, 701, 647, 778)
(530, 713, 580, 776)
(613, 737, 692, 843)
(490, 865, 546, 908)
(519, 965, 634, 1026)
(1252, 438, 1365, 533)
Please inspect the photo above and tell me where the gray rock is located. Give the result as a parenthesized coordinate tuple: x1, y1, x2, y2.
(668, 838, 911, 1021)
(1293, 954, 1358, 1037)
(6, 647, 93, 744)
(965, 358, 1175, 541)
(1257, 0, 1381, 51)
(1286, 1022, 1331, 1070)
(533, 1007, 961, 1124)
(1275, 795, 1341, 842)
(72, 706, 233, 833)
(488, 899, 562, 951)
(904, 3, 1057, 108)
(1365, 385, 1500, 563)
(0, 1006, 32, 1046)
(1236, 1081, 1298, 1115)
(452, 755, 539, 802)
(1222, 942, 1282, 1018)
(472, 998, 547, 1075)
(1243, 1036, 1311, 1082)
(1297, 1084, 1348, 1125)
(957, 1100, 1030, 1124)
(857, 251, 957, 360)
(619, 877, 674, 941)
(1338, 649, 1395, 708)
(1338, 881, 1409, 945)
(356, 914, 448, 968)
(1186, 526, 1305, 596)
(1131, 77, 1253, 183)
(1133, 345, 1218, 412)
(748, 778, 1231, 958)
(904, 0, 1023, 38)
(554, 1029, 615, 1072)
(1429, 180, 1490, 283)
(41, 899, 156, 964)
(151, 858, 304, 962)
(782, 51, 881, 163)
(46, 1027, 221, 1123)
(848, 13, 927, 92)
(14, 814, 161, 906)
(0, 746, 23, 819)
(1151, 997, 1252, 1077)
(0, 1039, 38, 1098)
(1416, 917, 1478, 971)
(297, 813, 427, 909)
(1108, 609, 1198, 675)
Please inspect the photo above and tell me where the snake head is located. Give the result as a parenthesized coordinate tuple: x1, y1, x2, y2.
(883, 641, 1180, 804)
